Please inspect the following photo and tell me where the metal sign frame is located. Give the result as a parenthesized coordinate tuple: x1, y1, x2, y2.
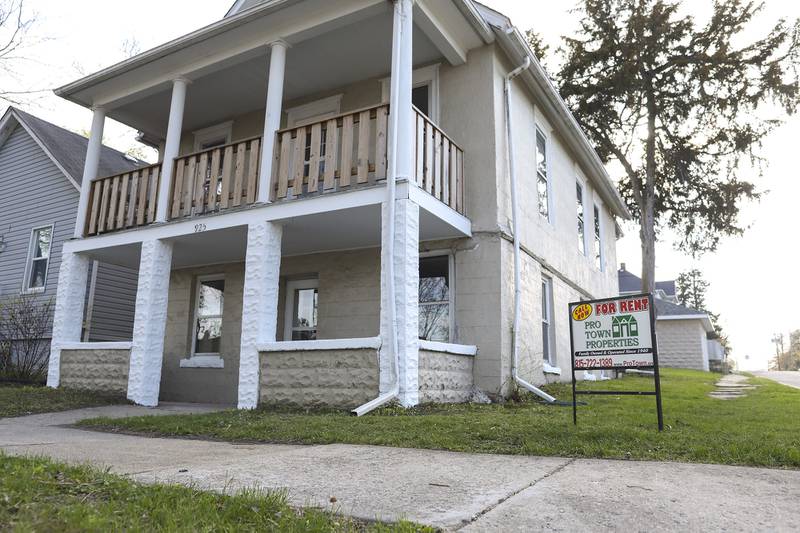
(568, 292, 664, 431)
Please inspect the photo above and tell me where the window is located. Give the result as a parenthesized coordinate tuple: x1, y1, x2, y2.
(536, 129, 549, 219)
(412, 84, 430, 117)
(541, 277, 554, 364)
(576, 181, 586, 254)
(419, 255, 452, 342)
(193, 122, 233, 152)
(594, 204, 603, 270)
(381, 64, 440, 123)
(284, 279, 319, 341)
(23, 225, 53, 292)
(193, 276, 225, 355)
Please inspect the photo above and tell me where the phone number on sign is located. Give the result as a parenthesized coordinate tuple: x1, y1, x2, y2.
(574, 357, 613, 368)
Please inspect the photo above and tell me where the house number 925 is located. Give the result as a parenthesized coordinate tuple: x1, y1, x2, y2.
(194, 223, 207, 233)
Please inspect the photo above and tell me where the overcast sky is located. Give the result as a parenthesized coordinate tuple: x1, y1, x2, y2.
(3, 0, 798, 370)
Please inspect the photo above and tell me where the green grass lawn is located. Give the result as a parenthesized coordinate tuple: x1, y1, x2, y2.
(0, 454, 429, 532)
(0, 384, 126, 418)
(78, 369, 800, 469)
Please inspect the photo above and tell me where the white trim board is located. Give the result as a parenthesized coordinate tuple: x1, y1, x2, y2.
(418, 339, 477, 356)
(60, 341, 133, 350)
(259, 337, 382, 352)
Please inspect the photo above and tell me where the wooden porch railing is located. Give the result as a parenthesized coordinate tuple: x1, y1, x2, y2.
(85, 163, 161, 236)
(169, 136, 261, 219)
(271, 104, 389, 201)
(414, 107, 464, 214)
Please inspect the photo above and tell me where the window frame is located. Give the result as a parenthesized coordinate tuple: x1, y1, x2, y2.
(535, 126, 552, 223)
(285, 94, 343, 128)
(418, 251, 455, 343)
(22, 223, 54, 294)
(541, 276, 555, 366)
(381, 64, 441, 124)
(283, 278, 320, 341)
(190, 274, 226, 358)
(576, 179, 588, 255)
(593, 202, 604, 271)
(192, 121, 233, 152)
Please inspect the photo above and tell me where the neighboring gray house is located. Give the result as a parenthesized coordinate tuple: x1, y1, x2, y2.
(0, 107, 139, 342)
(618, 265, 722, 371)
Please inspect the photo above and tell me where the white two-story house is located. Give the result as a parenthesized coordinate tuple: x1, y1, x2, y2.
(46, 0, 629, 412)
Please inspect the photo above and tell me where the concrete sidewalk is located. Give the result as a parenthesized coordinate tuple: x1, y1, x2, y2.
(2, 405, 799, 531)
(752, 370, 800, 389)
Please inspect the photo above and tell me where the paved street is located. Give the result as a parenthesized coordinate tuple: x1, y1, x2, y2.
(2, 405, 799, 531)
(752, 370, 800, 389)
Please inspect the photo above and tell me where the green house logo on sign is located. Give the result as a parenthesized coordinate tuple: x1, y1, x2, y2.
(611, 315, 638, 338)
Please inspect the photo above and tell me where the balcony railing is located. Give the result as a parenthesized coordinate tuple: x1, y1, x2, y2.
(270, 104, 389, 201)
(169, 136, 261, 219)
(85, 163, 161, 236)
(83, 105, 466, 237)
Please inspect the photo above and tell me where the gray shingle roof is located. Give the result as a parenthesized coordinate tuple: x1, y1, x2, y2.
(618, 268, 676, 296)
(654, 298, 706, 317)
(11, 107, 142, 185)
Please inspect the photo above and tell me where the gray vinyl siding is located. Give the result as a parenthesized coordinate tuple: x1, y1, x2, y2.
(0, 123, 136, 340)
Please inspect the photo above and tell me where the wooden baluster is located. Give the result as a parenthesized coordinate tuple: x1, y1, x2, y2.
(182, 157, 196, 218)
(195, 152, 208, 214)
(118, 173, 130, 229)
(88, 181, 101, 235)
(147, 166, 159, 223)
(137, 168, 149, 225)
(357, 110, 370, 183)
(415, 112, 424, 185)
(449, 146, 458, 210)
(276, 132, 291, 199)
(208, 148, 221, 211)
(456, 149, 464, 214)
(219, 146, 234, 209)
(232, 142, 247, 206)
(108, 176, 120, 230)
(98, 179, 111, 233)
(291, 127, 306, 197)
(375, 106, 388, 181)
(171, 160, 184, 218)
(127, 171, 139, 227)
(433, 129, 442, 200)
(340, 116, 353, 187)
(246, 138, 260, 204)
(441, 139, 450, 205)
(323, 119, 338, 190)
(308, 123, 322, 193)
(424, 121, 434, 193)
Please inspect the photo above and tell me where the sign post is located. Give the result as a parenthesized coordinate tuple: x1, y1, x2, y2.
(569, 293, 663, 431)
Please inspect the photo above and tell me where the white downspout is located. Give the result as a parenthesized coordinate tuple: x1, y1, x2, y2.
(505, 53, 557, 404)
(351, 0, 409, 416)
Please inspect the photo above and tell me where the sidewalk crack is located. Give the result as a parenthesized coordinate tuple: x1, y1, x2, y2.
(455, 458, 576, 530)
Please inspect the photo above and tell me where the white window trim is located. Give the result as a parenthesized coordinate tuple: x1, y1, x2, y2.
(534, 125, 553, 224)
(283, 278, 320, 341)
(576, 177, 588, 256)
(593, 201, 605, 271)
(419, 250, 455, 343)
(286, 94, 343, 128)
(22, 223, 54, 294)
(188, 274, 226, 368)
(192, 121, 233, 152)
(381, 63, 440, 124)
(541, 276, 555, 366)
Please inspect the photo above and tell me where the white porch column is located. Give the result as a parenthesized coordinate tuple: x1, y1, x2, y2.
(257, 40, 288, 204)
(46, 251, 91, 387)
(237, 221, 282, 409)
(127, 239, 173, 406)
(379, 0, 419, 406)
(155, 78, 189, 222)
(73, 107, 106, 238)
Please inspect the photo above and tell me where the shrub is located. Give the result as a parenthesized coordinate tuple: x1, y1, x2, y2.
(0, 294, 53, 384)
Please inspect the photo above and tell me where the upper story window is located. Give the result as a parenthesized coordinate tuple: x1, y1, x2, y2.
(594, 204, 603, 270)
(382, 64, 440, 123)
(419, 254, 452, 342)
(193, 122, 233, 152)
(536, 129, 549, 220)
(576, 181, 586, 255)
(23, 225, 53, 292)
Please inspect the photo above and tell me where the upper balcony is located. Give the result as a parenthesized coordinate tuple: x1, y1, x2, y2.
(82, 104, 464, 237)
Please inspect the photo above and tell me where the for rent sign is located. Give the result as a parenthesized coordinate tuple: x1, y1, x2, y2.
(569, 294, 655, 369)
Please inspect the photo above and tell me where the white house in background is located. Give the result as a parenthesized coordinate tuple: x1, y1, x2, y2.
(618, 265, 724, 372)
(46, 0, 629, 411)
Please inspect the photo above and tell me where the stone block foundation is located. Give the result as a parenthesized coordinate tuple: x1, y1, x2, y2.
(60, 348, 130, 394)
(418, 348, 475, 403)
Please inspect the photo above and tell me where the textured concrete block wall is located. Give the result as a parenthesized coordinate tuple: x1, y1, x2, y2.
(260, 348, 379, 408)
(656, 320, 706, 370)
(418, 350, 474, 403)
(60, 349, 129, 394)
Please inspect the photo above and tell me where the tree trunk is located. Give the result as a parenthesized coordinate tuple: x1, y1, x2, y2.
(640, 206, 657, 294)
(641, 82, 658, 294)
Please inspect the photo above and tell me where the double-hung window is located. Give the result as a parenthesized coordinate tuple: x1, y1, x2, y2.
(541, 277, 554, 364)
(576, 181, 586, 255)
(594, 204, 603, 270)
(419, 255, 452, 342)
(24, 225, 53, 292)
(193, 276, 225, 355)
(536, 129, 550, 220)
(284, 279, 319, 341)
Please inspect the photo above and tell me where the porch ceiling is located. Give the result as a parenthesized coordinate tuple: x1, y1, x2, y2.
(101, 9, 444, 140)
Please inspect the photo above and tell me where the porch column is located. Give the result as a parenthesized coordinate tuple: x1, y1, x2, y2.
(46, 251, 91, 387)
(73, 107, 106, 238)
(380, 0, 419, 407)
(237, 221, 282, 409)
(257, 40, 288, 203)
(127, 239, 173, 406)
(155, 78, 189, 222)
